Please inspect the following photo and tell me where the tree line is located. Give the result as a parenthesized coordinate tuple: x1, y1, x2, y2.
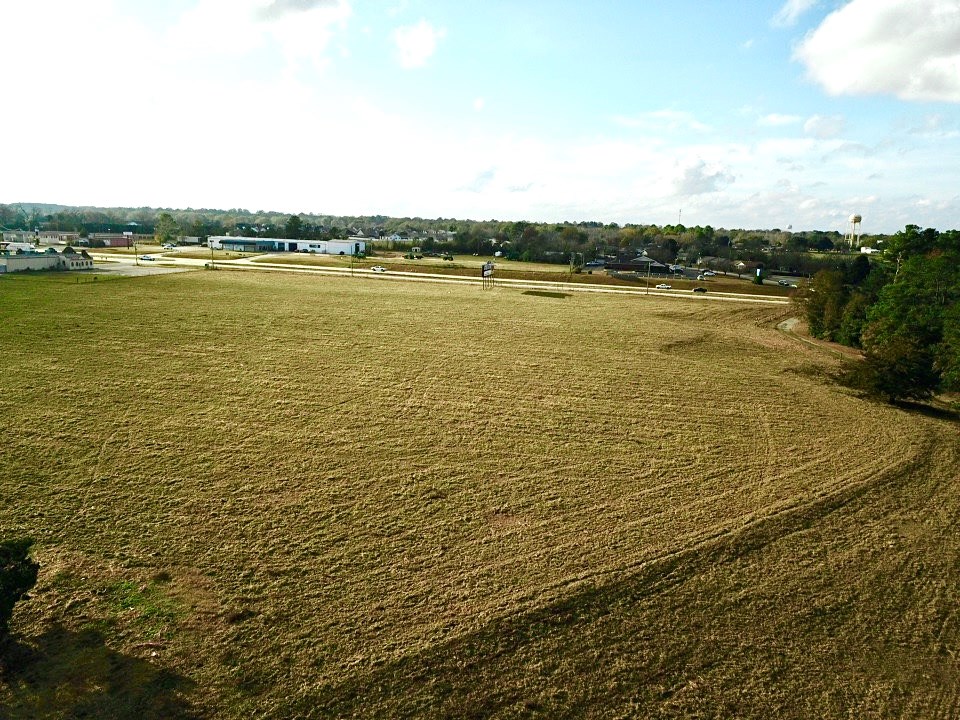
(4, 203, 890, 272)
(800, 225, 960, 402)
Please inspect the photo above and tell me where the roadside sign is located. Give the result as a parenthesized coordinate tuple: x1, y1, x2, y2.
(481, 261, 495, 288)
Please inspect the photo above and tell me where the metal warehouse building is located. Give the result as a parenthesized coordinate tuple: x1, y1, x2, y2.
(207, 236, 365, 255)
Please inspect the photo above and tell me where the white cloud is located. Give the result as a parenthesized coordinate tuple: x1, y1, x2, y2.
(771, 0, 818, 27)
(394, 19, 445, 69)
(804, 114, 845, 139)
(257, 0, 340, 21)
(796, 0, 960, 103)
(758, 113, 803, 127)
(612, 110, 711, 134)
(673, 159, 734, 196)
(168, 0, 351, 69)
(905, 113, 960, 139)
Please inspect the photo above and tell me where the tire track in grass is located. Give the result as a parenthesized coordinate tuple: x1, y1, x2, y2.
(307, 427, 944, 716)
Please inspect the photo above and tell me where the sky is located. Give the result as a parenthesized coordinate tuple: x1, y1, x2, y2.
(3, 0, 960, 233)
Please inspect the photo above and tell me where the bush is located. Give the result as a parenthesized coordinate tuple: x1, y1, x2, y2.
(0, 537, 39, 640)
(839, 336, 940, 402)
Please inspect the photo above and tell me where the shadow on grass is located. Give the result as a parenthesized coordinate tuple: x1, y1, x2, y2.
(303, 456, 919, 718)
(1, 625, 198, 719)
(891, 400, 960, 424)
(521, 290, 571, 299)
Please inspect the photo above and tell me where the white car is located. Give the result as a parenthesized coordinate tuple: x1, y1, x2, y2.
(703, 270, 716, 276)
(371, 265, 387, 273)
(162, 243, 176, 249)
(655, 283, 672, 290)
(140, 255, 156, 261)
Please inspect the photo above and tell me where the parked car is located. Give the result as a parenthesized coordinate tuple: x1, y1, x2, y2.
(655, 283, 672, 290)
(692, 286, 707, 293)
(371, 265, 387, 273)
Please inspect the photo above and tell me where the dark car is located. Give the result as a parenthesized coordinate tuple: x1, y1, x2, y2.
(692, 286, 707, 293)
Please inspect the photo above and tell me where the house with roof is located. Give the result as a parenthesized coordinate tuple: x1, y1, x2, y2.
(0, 247, 94, 273)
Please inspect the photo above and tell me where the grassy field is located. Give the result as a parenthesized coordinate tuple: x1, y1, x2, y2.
(1, 270, 957, 718)
(248, 252, 793, 296)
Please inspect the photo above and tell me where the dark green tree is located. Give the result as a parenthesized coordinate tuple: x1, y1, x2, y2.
(837, 292, 871, 347)
(154, 212, 180, 245)
(285, 215, 303, 239)
(938, 303, 960, 392)
(803, 270, 846, 339)
(847, 249, 960, 402)
(843, 336, 941, 402)
(844, 253, 872, 285)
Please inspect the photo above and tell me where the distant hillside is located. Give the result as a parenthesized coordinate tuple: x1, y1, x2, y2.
(10, 202, 70, 214)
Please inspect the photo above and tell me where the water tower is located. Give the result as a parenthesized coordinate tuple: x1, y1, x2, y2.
(846, 214, 862, 249)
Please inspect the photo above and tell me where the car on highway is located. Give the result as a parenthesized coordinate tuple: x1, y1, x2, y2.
(655, 283, 672, 290)
(703, 270, 716, 276)
(371, 265, 387, 272)
(140, 255, 156, 261)
(692, 286, 707, 293)
(161, 243, 176, 249)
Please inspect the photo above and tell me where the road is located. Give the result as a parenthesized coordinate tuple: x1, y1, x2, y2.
(90, 253, 790, 306)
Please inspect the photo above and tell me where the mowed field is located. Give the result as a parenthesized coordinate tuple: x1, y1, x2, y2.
(1, 270, 958, 718)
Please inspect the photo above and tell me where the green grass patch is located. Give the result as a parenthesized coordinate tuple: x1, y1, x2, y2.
(105, 580, 181, 638)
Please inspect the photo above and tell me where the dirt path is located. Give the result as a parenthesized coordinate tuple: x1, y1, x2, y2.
(776, 316, 863, 360)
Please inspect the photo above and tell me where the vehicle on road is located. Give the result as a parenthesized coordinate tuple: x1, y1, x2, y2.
(692, 287, 707, 293)
(777, 279, 791, 286)
(697, 274, 706, 280)
(703, 270, 716, 276)
(162, 243, 176, 249)
(655, 283, 672, 290)
(140, 255, 156, 261)
(371, 265, 387, 272)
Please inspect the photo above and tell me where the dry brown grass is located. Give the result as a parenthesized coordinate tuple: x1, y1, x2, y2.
(0, 270, 957, 718)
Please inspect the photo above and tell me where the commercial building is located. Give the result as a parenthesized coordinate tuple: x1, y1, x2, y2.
(0, 248, 94, 273)
(207, 236, 365, 255)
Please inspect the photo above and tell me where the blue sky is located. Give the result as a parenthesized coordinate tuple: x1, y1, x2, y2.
(3, 0, 959, 232)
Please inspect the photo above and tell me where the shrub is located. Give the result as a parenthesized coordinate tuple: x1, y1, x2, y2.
(839, 336, 940, 402)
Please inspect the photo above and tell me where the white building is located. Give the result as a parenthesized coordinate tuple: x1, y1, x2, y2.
(207, 236, 365, 255)
(0, 248, 94, 273)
